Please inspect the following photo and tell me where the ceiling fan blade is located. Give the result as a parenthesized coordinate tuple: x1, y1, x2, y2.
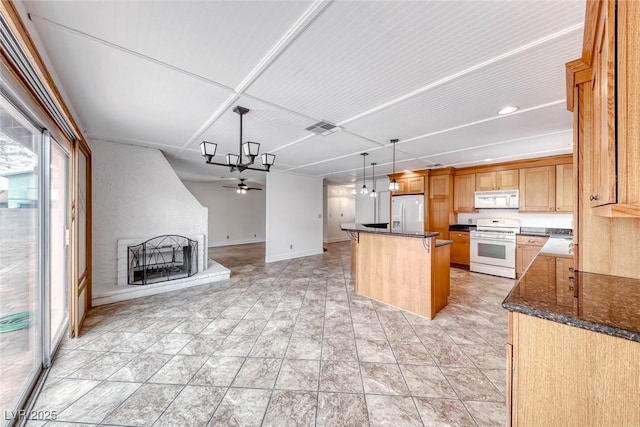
(247, 187, 263, 191)
(222, 185, 237, 189)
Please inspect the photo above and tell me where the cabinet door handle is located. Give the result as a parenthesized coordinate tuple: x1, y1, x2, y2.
(589, 194, 600, 201)
(569, 267, 574, 272)
(527, 239, 536, 244)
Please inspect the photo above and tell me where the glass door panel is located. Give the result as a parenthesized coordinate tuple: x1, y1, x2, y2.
(0, 101, 42, 421)
(49, 139, 69, 356)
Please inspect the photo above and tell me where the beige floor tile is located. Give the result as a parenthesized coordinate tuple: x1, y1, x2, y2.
(316, 392, 368, 427)
(262, 390, 317, 427)
(413, 397, 477, 426)
(208, 387, 271, 426)
(365, 395, 422, 427)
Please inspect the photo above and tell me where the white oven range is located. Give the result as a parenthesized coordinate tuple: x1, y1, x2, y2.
(470, 218, 521, 279)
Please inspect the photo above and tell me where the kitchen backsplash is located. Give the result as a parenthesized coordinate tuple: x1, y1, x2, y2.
(457, 211, 572, 229)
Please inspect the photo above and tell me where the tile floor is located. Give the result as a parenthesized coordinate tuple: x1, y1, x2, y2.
(26, 241, 514, 426)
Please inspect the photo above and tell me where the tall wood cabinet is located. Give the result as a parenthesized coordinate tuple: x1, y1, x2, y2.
(566, 0, 640, 277)
(429, 172, 452, 240)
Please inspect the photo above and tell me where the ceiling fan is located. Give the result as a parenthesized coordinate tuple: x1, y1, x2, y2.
(223, 178, 262, 194)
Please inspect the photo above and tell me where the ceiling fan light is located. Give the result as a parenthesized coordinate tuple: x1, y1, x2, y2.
(242, 141, 260, 159)
(226, 153, 240, 166)
(389, 179, 399, 191)
(241, 188, 247, 194)
(200, 141, 217, 162)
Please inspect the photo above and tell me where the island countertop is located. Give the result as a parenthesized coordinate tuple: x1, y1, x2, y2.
(502, 240, 640, 343)
(340, 223, 440, 239)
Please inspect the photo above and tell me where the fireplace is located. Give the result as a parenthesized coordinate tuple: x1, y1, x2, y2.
(127, 235, 198, 285)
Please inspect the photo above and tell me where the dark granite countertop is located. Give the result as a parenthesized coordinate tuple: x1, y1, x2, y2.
(449, 224, 476, 232)
(518, 227, 573, 238)
(340, 223, 440, 239)
(502, 249, 640, 343)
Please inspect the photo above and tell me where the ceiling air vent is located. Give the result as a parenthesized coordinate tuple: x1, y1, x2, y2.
(305, 120, 342, 136)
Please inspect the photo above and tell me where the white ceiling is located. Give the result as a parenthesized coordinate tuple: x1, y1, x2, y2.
(20, 0, 585, 185)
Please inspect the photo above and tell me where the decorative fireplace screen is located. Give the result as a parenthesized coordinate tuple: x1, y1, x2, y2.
(127, 235, 198, 285)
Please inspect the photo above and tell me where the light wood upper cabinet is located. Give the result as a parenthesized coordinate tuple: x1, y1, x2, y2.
(476, 170, 518, 191)
(453, 174, 475, 213)
(407, 176, 425, 194)
(519, 166, 556, 212)
(430, 175, 449, 198)
(590, 0, 616, 207)
(555, 164, 574, 212)
(475, 172, 495, 191)
(390, 176, 424, 195)
(496, 170, 519, 190)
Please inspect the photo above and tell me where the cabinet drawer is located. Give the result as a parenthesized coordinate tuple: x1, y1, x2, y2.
(516, 235, 549, 246)
(450, 232, 469, 243)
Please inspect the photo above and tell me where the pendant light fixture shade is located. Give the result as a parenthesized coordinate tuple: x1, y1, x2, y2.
(370, 162, 377, 198)
(388, 139, 400, 191)
(360, 153, 369, 195)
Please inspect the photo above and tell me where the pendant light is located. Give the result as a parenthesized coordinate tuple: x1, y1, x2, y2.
(369, 162, 377, 198)
(360, 153, 369, 195)
(388, 139, 400, 191)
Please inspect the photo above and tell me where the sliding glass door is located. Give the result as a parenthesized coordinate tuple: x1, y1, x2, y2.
(1, 95, 72, 424)
(0, 100, 42, 421)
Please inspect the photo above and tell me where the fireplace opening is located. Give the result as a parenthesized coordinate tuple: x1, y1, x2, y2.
(127, 235, 198, 285)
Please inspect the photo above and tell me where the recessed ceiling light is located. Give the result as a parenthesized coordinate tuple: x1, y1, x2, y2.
(498, 106, 519, 115)
(484, 158, 493, 162)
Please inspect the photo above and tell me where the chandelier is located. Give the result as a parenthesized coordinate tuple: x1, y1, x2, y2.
(200, 106, 276, 172)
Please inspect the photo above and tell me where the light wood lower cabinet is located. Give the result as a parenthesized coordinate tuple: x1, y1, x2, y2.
(515, 235, 548, 277)
(507, 312, 640, 426)
(450, 231, 470, 265)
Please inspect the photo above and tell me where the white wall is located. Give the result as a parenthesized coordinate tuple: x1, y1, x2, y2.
(265, 171, 323, 262)
(90, 140, 207, 294)
(184, 180, 265, 247)
(458, 210, 573, 228)
(325, 184, 355, 243)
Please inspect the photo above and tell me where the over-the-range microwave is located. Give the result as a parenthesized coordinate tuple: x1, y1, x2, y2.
(474, 189, 519, 209)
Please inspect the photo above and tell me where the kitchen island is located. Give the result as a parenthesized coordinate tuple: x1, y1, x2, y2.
(340, 223, 451, 319)
(502, 239, 640, 426)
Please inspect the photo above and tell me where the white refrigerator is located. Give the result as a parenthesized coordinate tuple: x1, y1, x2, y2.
(391, 194, 424, 233)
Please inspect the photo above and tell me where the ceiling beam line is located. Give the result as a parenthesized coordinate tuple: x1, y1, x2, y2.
(336, 23, 584, 127)
(176, 0, 334, 157)
(27, 13, 237, 93)
(280, 99, 566, 172)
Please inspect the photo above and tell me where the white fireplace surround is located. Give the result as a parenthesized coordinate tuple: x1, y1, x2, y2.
(117, 234, 206, 286)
